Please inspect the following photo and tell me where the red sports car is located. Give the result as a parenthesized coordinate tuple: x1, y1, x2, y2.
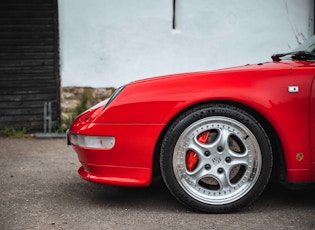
(67, 36, 315, 213)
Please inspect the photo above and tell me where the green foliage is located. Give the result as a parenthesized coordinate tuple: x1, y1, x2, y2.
(58, 96, 89, 133)
(0, 127, 27, 137)
(73, 96, 89, 117)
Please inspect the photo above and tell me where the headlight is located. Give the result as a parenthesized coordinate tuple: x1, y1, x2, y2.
(104, 85, 126, 109)
(70, 133, 115, 149)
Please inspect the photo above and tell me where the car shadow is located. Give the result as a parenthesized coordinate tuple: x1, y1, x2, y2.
(249, 182, 315, 212)
(59, 176, 315, 213)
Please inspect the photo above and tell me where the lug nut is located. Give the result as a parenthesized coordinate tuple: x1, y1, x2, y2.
(217, 168, 224, 174)
(204, 151, 211, 157)
(217, 146, 224, 152)
(205, 164, 211, 170)
(225, 157, 231, 163)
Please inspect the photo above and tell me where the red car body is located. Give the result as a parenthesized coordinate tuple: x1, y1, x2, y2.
(69, 60, 315, 184)
(68, 37, 315, 213)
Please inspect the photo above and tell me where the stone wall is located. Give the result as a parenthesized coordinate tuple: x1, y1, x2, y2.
(60, 87, 115, 130)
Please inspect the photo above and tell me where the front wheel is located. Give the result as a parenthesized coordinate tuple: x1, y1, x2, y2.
(160, 104, 273, 213)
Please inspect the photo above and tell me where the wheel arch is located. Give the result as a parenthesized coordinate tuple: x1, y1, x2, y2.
(152, 100, 286, 185)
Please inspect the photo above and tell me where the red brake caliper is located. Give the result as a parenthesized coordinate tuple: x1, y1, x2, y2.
(186, 150, 199, 172)
(185, 131, 210, 172)
(197, 130, 210, 144)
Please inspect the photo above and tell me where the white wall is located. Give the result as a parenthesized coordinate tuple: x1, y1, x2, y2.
(58, 0, 314, 88)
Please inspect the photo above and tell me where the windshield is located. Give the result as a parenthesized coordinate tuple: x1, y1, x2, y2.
(293, 35, 315, 53)
(271, 35, 315, 61)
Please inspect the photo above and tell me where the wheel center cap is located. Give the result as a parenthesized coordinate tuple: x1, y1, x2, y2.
(212, 156, 221, 165)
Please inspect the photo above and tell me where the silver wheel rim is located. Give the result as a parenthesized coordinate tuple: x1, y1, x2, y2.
(173, 116, 262, 205)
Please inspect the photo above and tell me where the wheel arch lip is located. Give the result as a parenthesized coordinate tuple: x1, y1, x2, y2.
(153, 99, 285, 183)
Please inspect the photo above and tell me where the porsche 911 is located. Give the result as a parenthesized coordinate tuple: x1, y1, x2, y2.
(67, 36, 315, 213)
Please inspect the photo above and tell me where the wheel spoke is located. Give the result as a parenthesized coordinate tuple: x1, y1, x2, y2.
(188, 138, 207, 158)
(229, 151, 249, 167)
(216, 170, 232, 190)
(188, 167, 211, 184)
(216, 128, 231, 150)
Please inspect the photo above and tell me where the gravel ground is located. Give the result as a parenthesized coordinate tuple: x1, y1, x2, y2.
(0, 137, 315, 230)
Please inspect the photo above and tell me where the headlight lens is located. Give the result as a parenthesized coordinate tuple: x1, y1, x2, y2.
(70, 133, 115, 149)
(104, 85, 126, 109)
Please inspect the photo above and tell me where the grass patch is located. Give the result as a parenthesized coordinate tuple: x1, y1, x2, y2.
(0, 127, 27, 137)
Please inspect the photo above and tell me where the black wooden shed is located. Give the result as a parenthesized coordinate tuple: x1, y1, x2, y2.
(0, 0, 60, 132)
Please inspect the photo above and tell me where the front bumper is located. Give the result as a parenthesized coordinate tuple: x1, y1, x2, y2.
(68, 122, 165, 186)
(78, 165, 152, 186)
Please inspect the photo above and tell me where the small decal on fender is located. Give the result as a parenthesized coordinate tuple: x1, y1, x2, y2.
(296, 152, 304, 161)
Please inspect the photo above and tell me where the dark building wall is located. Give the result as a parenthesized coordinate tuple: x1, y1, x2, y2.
(0, 0, 60, 132)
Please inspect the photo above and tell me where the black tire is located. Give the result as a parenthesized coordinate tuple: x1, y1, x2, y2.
(160, 103, 273, 213)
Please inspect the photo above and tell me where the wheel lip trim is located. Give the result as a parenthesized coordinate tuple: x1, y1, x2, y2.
(172, 116, 262, 205)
